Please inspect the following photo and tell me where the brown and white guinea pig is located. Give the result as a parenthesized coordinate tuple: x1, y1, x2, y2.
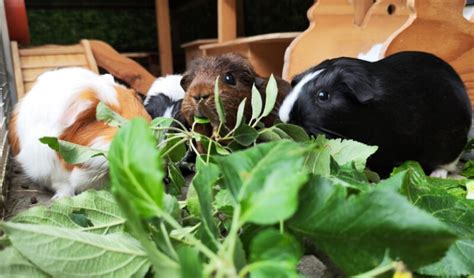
(279, 51, 472, 177)
(8, 67, 151, 199)
(179, 53, 291, 135)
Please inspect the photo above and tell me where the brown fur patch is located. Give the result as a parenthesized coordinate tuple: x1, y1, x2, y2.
(59, 87, 150, 170)
(8, 109, 20, 156)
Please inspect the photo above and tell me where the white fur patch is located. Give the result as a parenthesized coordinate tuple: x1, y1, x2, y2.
(429, 156, 461, 179)
(162, 106, 174, 118)
(463, 6, 474, 21)
(279, 69, 325, 123)
(357, 43, 384, 62)
(145, 74, 185, 105)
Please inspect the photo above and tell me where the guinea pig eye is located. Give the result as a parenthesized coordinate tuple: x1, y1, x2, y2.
(223, 73, 236, 85)
(317, 91, 330, 102)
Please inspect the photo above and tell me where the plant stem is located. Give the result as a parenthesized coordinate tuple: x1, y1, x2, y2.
(206, 139, 213, 164)
(223, 205, 241, 261)
(160, 211, 220, 262)
(188, 139, 206, 164)
(160, 222, 178, 260)
(353, 262, 396, 278)
(160, 138, 188, 157)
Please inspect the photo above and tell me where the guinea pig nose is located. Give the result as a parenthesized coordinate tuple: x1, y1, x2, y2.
(193, 94, 210, 101)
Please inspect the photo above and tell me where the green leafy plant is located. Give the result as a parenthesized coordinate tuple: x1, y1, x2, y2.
(0, 74, 473, 277)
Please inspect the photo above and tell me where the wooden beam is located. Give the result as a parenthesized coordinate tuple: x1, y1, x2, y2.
(353, 0, 375, 26)
(10, 41, 25, 99)
(218, 0, 237, 43)
(155, 0, 173, 75)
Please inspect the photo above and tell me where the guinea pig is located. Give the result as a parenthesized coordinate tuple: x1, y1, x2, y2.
(180, 53, 292, 135)
(279, 51, 472, 177)
(8, 67, 151, 199)
(144, 74, 186, 123)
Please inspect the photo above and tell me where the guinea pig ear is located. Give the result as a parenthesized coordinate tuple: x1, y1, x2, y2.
(340, 71, 376, 103)
(254, 77, 267, 91)
(180, 72, 192, 91)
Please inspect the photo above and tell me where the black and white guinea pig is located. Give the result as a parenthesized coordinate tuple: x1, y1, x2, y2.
(144, 74, 186, 124)
(279, 51, 472, 177)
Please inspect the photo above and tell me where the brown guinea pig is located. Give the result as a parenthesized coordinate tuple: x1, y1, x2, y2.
(180, 53, 291, 135)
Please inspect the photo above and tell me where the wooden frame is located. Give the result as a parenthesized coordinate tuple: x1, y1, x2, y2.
(11, 40, 99, 99)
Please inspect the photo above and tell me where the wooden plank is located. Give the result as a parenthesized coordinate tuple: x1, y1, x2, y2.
(21, 68, 51, 82)
(181, 38, 217, 48)
(218, 0, 237, 43)
(353, 0, 375, 26)
(19, 45, 84, 56)
(19, 54, 88, 69)
(201, 32, 300, 49)
(155, 0, 173, 75)
(80, 40, 99, 73)
(89, 39, 156, 95)
(10, 41, 25, 99)
(24, 82, 35, 93)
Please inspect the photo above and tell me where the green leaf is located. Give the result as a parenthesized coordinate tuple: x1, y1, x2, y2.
(274, 123, 310, 142)
(168, 162, 185, 196)
(113, 191, 180, 276)
(109, 118, 164, 218)
(186, 181, 201, 218)
(261, 74, 278, 118)
(214, 142, 231, 155)
(304, 137, 331, 176)
(247, 229, 302, 278)
(0, 222, 151, 277)
(329, 160, 371, 192)
(251, 84, 263, 122)
(391, 162, 474, 276)
(151, 117, 174, 143)
(162, 136, 187, 162)
(326, 138, 378, 171)
(240, 166, 308, 225)
(12, 190, 125, 234)
(233, 124, 258, 146)
(289, 176, 457, 275)
(193, 116, 210, 124)
(462, 160, 474, 178)
(177, 246, 203, 278)
(214, 141, 309, 225)
(258, 129, 281, 142)
(214, 77, 226, 125)
(0, 247, 49, 277)
(214, 189, 235, 214)
(190, 160, 220, 250)
(96, 101, 127, 127)
(40, 137, 105, 164)
(233, 98, 246, 130)
(151, 116, 173, 129)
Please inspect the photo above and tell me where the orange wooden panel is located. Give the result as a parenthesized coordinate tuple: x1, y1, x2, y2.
(218, 0, 237, 43)
(385, 0, 474, 107)
(283, 0, 410, 80)
(201, 33, 298, 77)
(19, 45, 84, 56)
(155, 0, 173, 75)
(11, 41, 25, 99)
